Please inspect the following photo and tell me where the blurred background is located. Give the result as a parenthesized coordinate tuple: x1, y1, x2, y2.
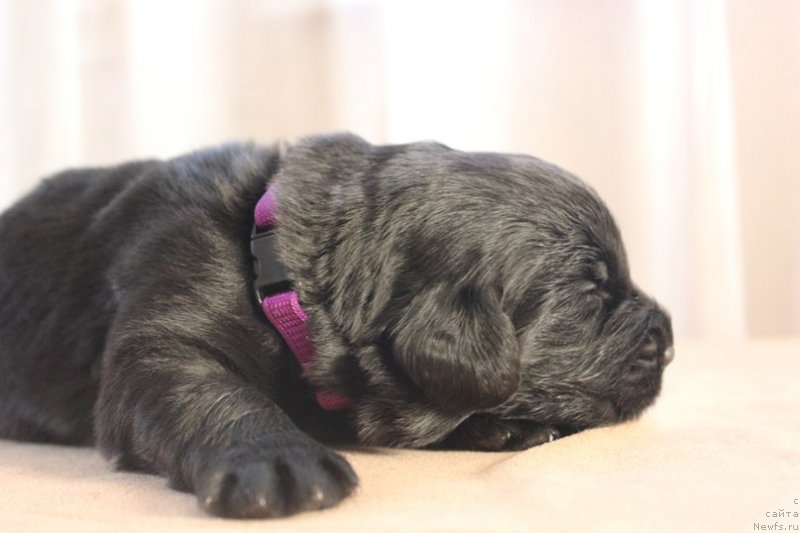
(0, 0, 798, 340)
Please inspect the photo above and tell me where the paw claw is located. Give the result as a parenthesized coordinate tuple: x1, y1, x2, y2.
(196, 433, 358, 518)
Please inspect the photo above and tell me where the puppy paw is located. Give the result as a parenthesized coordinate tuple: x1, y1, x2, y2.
(196, 432, 357, 518)
(441, 415, 561, 451)
(505, 423, 561, 450)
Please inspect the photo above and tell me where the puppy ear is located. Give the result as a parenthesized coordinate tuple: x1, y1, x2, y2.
(392, 282, 520, 411)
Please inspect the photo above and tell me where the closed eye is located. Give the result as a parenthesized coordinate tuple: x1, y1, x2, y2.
(584, 261, 616, 310)
(592, 260, 609, 286)
(581, 281, 613, 307)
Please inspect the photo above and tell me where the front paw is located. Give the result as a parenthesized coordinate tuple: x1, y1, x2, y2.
(197, 432, 357, 518)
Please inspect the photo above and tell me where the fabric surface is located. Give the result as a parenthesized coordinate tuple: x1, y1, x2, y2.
(1, 339, 798, 532)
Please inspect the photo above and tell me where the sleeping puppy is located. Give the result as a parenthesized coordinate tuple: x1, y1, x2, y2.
(0, 133, 673, 518)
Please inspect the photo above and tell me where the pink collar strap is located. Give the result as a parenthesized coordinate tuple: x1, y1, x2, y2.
(252, 187, 352, 411)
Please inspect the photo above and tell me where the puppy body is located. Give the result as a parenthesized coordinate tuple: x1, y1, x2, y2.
(0, 134, 672, 517)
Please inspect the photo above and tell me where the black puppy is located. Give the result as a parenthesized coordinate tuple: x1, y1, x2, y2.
(0, 133, 673, 518)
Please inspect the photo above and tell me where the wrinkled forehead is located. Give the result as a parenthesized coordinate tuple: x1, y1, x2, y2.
(379, 141, 630, 272)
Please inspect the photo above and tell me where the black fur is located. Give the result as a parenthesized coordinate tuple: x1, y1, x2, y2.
(0, 133, 673, 518)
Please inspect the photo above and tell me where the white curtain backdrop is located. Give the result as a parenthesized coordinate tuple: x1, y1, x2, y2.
(1, 0, 798, 340)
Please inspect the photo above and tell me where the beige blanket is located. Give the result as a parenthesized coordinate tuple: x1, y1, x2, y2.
(2, 339, 799, 532)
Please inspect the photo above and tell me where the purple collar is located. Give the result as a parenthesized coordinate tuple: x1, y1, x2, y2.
(251, 187, 352, 411)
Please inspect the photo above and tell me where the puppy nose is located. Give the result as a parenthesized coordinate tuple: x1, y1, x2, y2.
(641, 328, 674, 367)
(663, 345, 675, 366)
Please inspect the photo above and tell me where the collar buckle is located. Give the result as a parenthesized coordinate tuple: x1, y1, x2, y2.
(250, 224, 291, 304)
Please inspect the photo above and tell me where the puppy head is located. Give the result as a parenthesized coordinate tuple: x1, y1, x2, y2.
(272, 133, 673, 447)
